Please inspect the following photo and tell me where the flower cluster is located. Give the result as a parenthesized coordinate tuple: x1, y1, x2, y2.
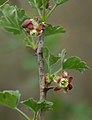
(22, 17, 45, 36)
(54, 71, 73, 92)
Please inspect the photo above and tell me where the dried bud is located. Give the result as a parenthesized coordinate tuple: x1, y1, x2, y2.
(46, 1, 52, 10)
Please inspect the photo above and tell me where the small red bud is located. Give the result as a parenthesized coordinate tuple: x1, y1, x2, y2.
(46, 1, 52, 10)
(22, 20, 32, 28)
(27, 24, 34, 30)
(36, 24, 43, 31)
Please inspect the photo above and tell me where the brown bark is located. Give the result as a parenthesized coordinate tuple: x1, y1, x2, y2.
(37, 31, 46, 120)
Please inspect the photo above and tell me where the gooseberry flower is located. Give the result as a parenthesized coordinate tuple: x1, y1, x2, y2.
(22, 18, 45, 36)
(54, 71, 73, 92)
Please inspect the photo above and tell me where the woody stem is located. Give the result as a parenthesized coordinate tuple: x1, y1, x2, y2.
(37, 30, 46, 120)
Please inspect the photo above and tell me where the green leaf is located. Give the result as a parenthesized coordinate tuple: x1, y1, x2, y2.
(0, 90, 21, 109)
(28, 0, 42, 8)
(24, 36, 37, 50)
(45, 24, 65, 37)
(43, 100, 53, 111)
(0, 0, 9, 7)
(54, 0, 69, 5)
(49, 54, 60, 66)
(21, 98, 53, 113)
(63, 56, 89, 72)
(59, 49, 67, 67)
(43, 47, 60, 67)
(0, 4, 27, 34)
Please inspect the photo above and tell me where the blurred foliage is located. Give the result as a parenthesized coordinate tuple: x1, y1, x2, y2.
(45, 34, 63, 53)
(47, 98, 92, 120)
(22, 34, 62, 71)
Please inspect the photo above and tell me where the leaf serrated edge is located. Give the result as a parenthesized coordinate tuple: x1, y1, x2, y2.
(63, 56, 89, 72)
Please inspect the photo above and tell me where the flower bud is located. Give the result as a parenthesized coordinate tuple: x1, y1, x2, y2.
(36, 24, 43, 32)
(27, 23, 34, 30)
(22, 19, 31, 28)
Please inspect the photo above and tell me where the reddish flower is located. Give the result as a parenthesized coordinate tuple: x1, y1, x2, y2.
(22, 18, 45, 36)
(54, 71, 73, 92)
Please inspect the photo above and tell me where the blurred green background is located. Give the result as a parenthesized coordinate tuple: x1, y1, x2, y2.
(0, 0, 92, 120)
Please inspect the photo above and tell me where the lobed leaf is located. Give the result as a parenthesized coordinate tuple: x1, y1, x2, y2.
(0, 0, 9, 7)
(43, 47, 60, 67)
(0, 90, 21, 109)
(45, 24, 65, 37)
(28, 0, 42, 9)
(21, 98, 53, 113)
(54, 0, 69, 5)
(43, 100, 53, 111)
(0, 4, 27, 34)
(63, 56, 89, 72)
